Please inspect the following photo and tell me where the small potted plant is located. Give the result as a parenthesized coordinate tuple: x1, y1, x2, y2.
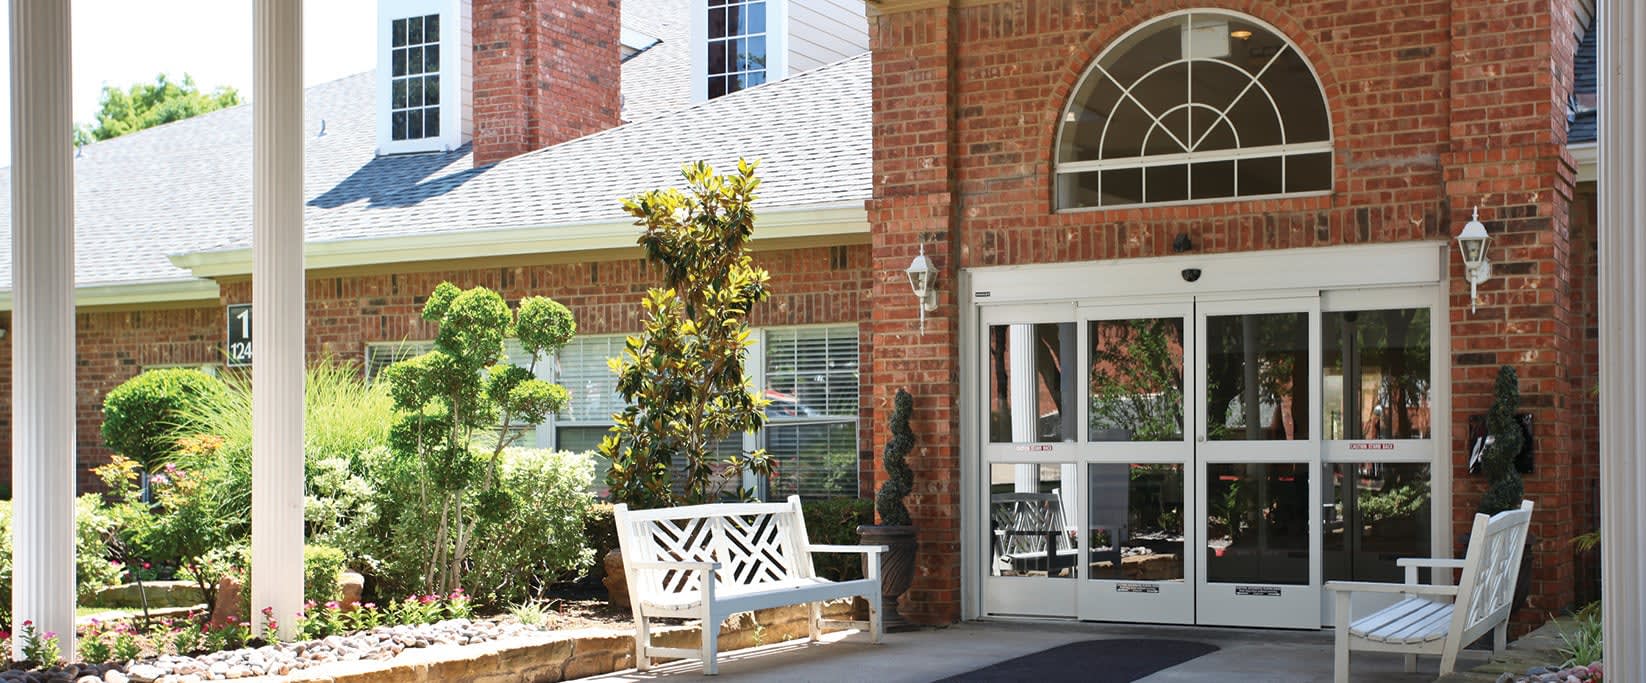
(858, 389, 919, 630)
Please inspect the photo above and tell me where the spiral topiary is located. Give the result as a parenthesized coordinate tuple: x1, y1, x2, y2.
(1479, 365, 1525, 515)
(875, 389, 916, 527)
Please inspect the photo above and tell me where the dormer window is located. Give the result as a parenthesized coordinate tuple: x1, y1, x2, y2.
(376, 0, 469, 155)
(707, 0, 767, 98)
(391, 14, 441, 140)
(691, 0, 789, 103)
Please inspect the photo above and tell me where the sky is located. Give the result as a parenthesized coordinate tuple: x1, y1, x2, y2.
(0, 0, 378, 162)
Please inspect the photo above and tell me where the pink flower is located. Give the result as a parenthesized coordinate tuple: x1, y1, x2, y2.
(324, 601, 340, 610)
(226, 616, 238, 624)
(262, 606, 274, 616)
(21, 620, 32, 627)
(420, 594, 437, 604)
(362, 603, 376, 610)
(44, 631, 56, 640)
(142, 562, 151, 570)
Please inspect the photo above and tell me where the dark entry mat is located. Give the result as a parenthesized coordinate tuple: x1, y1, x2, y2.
(934, 638, 1219, 682)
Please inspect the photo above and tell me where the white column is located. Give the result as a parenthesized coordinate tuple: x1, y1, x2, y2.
(250, 0, 305, 640)
(8, 0, 76, 662)
(1600, 1, 1646, 677)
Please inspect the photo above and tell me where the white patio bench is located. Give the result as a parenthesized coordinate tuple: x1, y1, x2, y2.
(1325, 499, 1534, 683)
(613, 495, 886, 675)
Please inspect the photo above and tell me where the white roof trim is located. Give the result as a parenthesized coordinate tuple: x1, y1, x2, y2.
(0, 278, 220, 312)
(169, 202, 869, 278)
(1572, 142, 1597, 183)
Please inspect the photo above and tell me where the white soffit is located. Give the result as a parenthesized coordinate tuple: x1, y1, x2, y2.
(168, 202, 869, 278)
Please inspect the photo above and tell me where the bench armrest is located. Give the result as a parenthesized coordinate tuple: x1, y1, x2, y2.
(808, 544, 888, 554)
(1395, 558, 1467, 569)
(626, 560, 722, 572)
(1323, 580, 1458, 597)
(1396, 557, 1468, 584)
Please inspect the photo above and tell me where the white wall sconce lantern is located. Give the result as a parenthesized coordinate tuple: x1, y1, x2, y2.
(1456, 206, 1492, 313)
(906, 244, 939, 333)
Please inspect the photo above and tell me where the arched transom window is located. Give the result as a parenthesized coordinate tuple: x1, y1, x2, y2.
(1056, 11, 1332, 209)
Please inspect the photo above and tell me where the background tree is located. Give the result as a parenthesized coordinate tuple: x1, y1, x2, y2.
(76, 73, 240, 145)
(381, 283, 575, 592)
(601, 159, 775, 509)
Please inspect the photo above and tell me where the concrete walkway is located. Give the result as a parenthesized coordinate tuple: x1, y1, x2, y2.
(580, 619, 1493, 682)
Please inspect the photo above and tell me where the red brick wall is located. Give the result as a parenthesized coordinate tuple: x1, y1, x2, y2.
(472, 0, 621, 166)
(869, 0, 1586, 628)
(0, 306, 224, 493)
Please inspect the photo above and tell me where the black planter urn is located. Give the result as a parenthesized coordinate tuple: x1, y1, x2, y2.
(857, 524, 917, 631)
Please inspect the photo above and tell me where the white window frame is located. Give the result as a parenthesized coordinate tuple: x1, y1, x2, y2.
(376, 0, 470, 156)
(1053, 9, 1333, 210)
(689, 0, 789, 103)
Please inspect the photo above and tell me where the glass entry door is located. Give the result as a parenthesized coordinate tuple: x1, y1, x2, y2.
(980, 304, 1081, 617)
(1075, 303, 1195, 624)
(1193, 297, 1322, 629)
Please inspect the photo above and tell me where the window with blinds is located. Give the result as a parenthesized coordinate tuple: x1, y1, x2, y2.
(762, 326, 861, 499)
(364, 341, 434, 383)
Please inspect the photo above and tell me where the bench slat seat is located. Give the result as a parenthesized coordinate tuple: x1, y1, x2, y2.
(639, 576, 879, 614)
(1350, 597, 1453, 644)
(1325, 500, 1534, 683)
(615, 496, 885, 675)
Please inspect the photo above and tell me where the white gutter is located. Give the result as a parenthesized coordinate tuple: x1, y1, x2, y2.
(169, 202, 870, 279)
(0, 278, 220, 312)
(1572, 142, 1597, 183)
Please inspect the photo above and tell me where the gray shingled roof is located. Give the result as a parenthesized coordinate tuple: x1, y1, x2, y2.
(1570, 14, 1597, 144)
(0, 1, 869, 293)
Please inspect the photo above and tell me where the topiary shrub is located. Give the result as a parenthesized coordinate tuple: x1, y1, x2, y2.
(303, 545, 348, 605)
(102, 368, 226, 473)
(1479, 365, 1526, 516)
(803, 498, 874, 581)
(379, 284, 576, 594)
(875, 389, 916, 527)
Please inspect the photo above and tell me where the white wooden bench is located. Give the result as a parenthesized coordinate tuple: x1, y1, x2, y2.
(613, 495, 886, 675)
(1325, 500, 1534, 683)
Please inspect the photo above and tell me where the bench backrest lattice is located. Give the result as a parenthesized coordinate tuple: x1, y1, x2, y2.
(624, 500, 814, 599)
(1452, 500, 1535, 644)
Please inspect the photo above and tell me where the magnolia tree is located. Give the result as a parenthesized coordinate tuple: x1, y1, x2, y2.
(601, 159, 775, 509)
(381, 283, 575, 592)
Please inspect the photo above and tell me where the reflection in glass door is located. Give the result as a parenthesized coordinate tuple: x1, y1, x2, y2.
(1077, 306, 1194, 624)
(981, 306, 1080, 617)
(1195, 299, 1322, 629)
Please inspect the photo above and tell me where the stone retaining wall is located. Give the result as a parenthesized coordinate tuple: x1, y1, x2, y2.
(262, 599, 860, 683)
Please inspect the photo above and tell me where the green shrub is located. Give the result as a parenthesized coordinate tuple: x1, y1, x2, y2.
(304, 545, 348, 605)
(803, 498, 874, 581)
(174, 359, 392, 544)
(0, 497, 126, 629)
(463, 449, 596, 606)
(102, 368, 226, 473)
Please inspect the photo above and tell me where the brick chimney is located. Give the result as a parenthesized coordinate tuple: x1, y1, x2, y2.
(471, 0, 621, 167)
